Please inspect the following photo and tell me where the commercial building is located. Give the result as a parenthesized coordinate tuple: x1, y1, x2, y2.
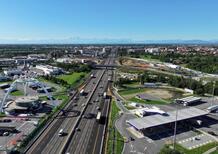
(35, 65, 63, 75)
(0, 58, 16, 67)
(4, 96, 40, 115)
(127, 107, 208, 131)
(145, 48, 160, 55)
(27, 54, 47, 60)
(3, 69, 22, 76)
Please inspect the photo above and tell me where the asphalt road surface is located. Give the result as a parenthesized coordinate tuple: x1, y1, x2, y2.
(25, 57, 113, 154)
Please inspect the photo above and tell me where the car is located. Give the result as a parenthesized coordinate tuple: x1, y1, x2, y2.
(41, 101, 47, 106)
(82, 103, 86, 107)
(82, 113, 93, 119)
(130, 137, 135, 141)
(194, 137, 200, 140)
(3, 132, 9, 136)
(3, 119, 12, 123)
(96, 106, 101, 111)
(208, 131, 217, 136)
(75, 127, 80, 131)
(74, 96, 79, 100)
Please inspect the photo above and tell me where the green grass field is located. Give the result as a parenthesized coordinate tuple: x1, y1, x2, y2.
(57, 72, 86, 85)
(107, 101, 124, 154)
(174, 142, 218, 154)
(210, 149, 218, 154)
(140, 55, 160, 62)
(118, 88, 146, 96)
(10, 90, 24, 96)
(129, 97, 169, 105)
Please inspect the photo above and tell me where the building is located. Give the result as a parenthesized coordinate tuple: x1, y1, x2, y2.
(4, 69, 22, 76)
(35, 65, 63, 75)
(0, 75, 11, 82)
(56, 58, 73, 63)
(165, 63, 180, 69)
(4, 96, 40, 115)
(175, 96, 201, 106)
(0, 58, 16, 67)
(28, 54, 47, 60)
(135, 106, 167, 117)
(143, 83, 157, 88)
(145, 48, 160, 55)
(127, 107, 208, 132)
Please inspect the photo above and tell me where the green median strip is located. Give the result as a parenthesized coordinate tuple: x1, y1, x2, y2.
(107, 100, 124, 154)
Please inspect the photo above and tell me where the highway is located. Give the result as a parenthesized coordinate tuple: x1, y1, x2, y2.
(64, 69, 112, 154)
(25, 56, 114, 154)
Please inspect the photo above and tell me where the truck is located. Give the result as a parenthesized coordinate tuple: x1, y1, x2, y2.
(58, 129, 64, 136)
(103, 92, 107, 99)
(91, 74, 95, 78)
(80, 89, 85, 96)
(96, 112, 101, 122)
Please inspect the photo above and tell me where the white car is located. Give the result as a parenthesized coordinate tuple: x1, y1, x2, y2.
(3, 132, 9, 136)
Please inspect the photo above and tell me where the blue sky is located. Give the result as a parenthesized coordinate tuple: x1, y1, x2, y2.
(0, 0, 218, 42)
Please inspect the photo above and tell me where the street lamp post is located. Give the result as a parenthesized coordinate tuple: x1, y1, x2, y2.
(211, 81, 216, 106)
(173, 107, 178, 150)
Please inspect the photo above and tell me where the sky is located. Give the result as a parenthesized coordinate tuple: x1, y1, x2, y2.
(0, 0, 218, 43)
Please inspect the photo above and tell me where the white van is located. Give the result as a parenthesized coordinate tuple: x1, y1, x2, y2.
(58, 129, 64, 136)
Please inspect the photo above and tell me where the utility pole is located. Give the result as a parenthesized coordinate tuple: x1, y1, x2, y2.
(211, 81, 216, 106)
(173, 107, 178, 150)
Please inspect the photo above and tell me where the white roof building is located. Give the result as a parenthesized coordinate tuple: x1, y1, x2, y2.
(35, 65, 63, 75)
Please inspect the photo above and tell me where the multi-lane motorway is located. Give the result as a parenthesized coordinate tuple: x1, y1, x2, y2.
(25, 56, 114, 154)
(63, 68, 112, 154)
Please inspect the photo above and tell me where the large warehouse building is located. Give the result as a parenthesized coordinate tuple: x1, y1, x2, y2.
(127, 107, 208, 131)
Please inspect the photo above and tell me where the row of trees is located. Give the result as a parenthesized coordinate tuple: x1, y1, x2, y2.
(56, 62, 92, 72)
(118, 48, 218, 74)
(115, 70, 218, 96)
(43, 75, 69, 87)
(140, 72, 209, 95)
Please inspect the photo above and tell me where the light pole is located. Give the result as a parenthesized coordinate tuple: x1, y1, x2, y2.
(173, 106, 178, 150)
(211, 81, 216, 106)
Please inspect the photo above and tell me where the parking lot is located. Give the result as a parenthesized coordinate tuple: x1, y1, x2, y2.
(178, 133, 215, 150)
(0, 77, 64, 151)
(0, 119, 37, 150)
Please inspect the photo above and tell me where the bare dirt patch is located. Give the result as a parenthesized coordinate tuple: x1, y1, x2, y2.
(145, 89, 173, 99)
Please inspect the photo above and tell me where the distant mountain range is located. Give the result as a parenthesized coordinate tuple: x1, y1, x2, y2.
(1, 38, 218, 44)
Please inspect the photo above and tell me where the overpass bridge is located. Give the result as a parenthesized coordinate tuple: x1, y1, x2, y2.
(93, 64, 118, 68)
